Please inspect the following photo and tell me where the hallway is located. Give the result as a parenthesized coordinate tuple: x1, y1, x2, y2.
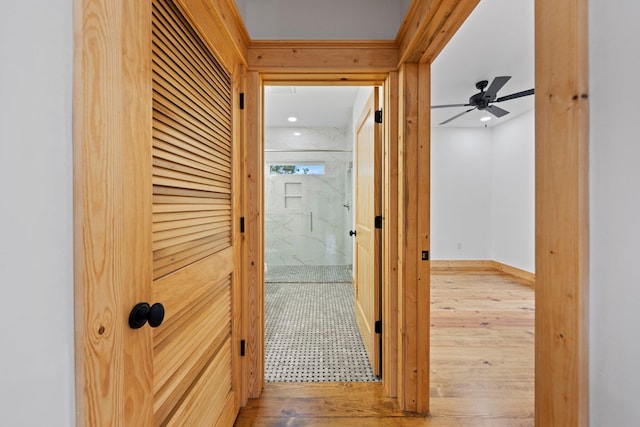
(236, 269, 535, 426)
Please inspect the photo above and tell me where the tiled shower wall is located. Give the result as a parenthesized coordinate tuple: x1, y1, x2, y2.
(264, 127, 353, 266)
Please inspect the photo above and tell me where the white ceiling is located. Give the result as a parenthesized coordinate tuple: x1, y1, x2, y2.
(241, 0, 534, 129)
(264, 86, 361, 128)
(234, 0, 412, 40)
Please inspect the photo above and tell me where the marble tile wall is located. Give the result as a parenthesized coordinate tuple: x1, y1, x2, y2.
(264, 127, 353, 266)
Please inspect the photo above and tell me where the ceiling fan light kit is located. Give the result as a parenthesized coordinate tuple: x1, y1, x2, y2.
(432, 76, 534, 125)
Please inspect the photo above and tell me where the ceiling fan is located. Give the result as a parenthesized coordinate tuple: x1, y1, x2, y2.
(432, 76, 534, 125)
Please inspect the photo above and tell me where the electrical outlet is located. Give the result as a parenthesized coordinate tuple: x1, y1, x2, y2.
(457, 242, 462, 250)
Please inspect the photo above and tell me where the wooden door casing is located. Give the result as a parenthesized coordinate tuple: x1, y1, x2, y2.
(354, 88, 382, 377)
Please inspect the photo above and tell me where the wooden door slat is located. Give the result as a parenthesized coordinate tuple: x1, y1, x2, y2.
(154, 111, 231, 164)
(153, 147, 231, 178)
(153, 72, 231, 138)
(153, 240, 230, 276)
(153, 87, 231, 150)
(152, 176, 231, 194)
(153, 204, 230, 213)
(153, 162, 230, 187)
(153, 135, 231, 177)
(152, 1, 230, 98)
(152, 60, 232, 133)
(153, 185, 230, 199)
(154, 157, 231, 185)
(153, 220, 231, 242)
(153, 213, 230, 232)
(153, 229, 230, 252)
(152, 43, 231, 120)
(152, 234, 228, 261)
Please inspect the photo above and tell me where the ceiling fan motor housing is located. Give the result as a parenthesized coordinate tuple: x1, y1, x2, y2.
(469, 91, 494, 110)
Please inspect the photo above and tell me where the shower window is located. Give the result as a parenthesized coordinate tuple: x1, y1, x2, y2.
(269, 164, 325, 175)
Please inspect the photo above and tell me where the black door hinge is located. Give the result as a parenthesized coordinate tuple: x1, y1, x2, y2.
(239, 93, 245, 110)
(375, 109, 383, 124)
(375, 215, 383, 229)
(240, 340, 246, 356)
(375, 320, 382, 334)
(240, 216, 245, 233)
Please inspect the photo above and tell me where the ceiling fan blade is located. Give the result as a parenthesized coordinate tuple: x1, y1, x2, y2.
(485, 76, 511, 99)
(439, 108, 476, 125)
(431, 103, 471, 109)
(495, 88, 535, 102)
(486, 105, 509, 118)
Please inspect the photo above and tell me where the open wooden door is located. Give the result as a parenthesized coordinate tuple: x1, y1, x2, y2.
(150, 0, 241, 424)
(75, 0, 241, 425)
(353, 88, 382, 376)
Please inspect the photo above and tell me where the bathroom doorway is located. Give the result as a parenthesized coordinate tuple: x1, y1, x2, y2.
(263, 85, 381, 382)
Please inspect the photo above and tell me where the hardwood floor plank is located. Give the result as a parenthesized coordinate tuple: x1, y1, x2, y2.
(235, 269, 534, 426)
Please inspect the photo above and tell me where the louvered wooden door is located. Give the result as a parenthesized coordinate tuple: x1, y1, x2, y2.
(151, 0, 239, 425)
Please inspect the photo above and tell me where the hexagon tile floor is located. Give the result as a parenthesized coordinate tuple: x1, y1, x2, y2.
(265, 266, 380, 382)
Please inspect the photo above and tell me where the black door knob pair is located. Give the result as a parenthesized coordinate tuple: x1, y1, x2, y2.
(129, 302, 165, 329)
(349, 230, 357, 237)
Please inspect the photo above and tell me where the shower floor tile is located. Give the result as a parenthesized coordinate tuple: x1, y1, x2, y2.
(265, 265, 352, 283)
(265, 279, 380, 383)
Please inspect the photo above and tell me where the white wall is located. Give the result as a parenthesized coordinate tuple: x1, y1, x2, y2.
(431, 113, 535, 271)
(491, 110, 535, 272)
(430, 127, 494, 260)
(264, 127, 353, 266)
(0, 2, 75, 426)
(589, 0, 640, 424)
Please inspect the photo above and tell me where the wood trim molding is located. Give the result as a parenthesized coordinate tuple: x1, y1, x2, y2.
(396, 63, 431, 414)
(231, 61, 246, 410)
(248, 40, 398, 72)
(382, 72, 400, 398)
(430, 260, 495, 270)
(395, 0, 479, 64)
(492, 261, 535, 285)
(74, 0, 153, 424)
(176, 0, 250, 69)
(535, 0, 589, 425)
(259, 73, 389, 85)
(243, 70, 264, 400)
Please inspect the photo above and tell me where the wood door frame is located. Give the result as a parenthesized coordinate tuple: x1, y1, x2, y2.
(250, 79, 390, 400)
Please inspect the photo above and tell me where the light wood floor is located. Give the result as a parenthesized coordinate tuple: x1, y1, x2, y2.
(234, 269, 535, 426)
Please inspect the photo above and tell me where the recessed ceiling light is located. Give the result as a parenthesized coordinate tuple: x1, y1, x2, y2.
(287, 116, 297, 122)
(480, 116, 492, 122)
(294, 132, 301, 136)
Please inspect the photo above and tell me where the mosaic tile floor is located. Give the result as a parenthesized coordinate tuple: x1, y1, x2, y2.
(265, 266, 379, 382)
(265, 265, 353, 283)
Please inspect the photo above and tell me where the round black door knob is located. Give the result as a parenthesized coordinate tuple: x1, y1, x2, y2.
(349, 230, 357, 237)
(129, 302, 165, 329)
